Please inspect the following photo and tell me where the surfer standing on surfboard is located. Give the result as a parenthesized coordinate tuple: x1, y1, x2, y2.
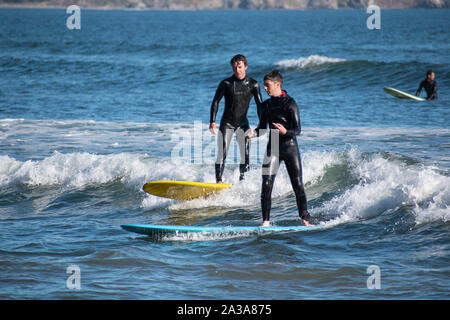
(416, 70, 437, 100)
(209, 54, 263, 183)
(248, 70, 311, 227)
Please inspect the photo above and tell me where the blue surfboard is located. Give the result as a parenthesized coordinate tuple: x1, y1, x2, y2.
(121, 223, 322, 238)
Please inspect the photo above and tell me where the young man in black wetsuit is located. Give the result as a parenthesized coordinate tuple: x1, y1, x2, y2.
(249, 70, 311, 227)
(209, 54, 263, 183)
(416, 70, 437, 100)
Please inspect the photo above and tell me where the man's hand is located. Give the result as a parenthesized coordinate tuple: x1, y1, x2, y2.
(272, 123, 287, 135)
(209, 122, 217, 135)
(246, 128, 256, 138)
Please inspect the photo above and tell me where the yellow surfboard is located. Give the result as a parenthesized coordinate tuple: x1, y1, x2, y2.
(143, 180, 232, 200)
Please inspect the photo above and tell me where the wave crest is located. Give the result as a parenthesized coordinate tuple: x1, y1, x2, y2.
(318, 149, 450, 226)
(274, 55, 346, 69)
(2, 148, 448, 226)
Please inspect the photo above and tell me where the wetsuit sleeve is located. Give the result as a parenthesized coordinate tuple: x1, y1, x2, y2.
(430, 81, 437, 100)
(416, 80, 424, 96)
(210, 81, 225, 123)
(255, 102, 268, 137)
(253, 82, 263, 119)
(284, 99, 301, 138)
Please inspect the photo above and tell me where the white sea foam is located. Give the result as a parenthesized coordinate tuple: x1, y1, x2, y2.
(274, 55, 346, 69)
(161, 230, 255, 242)
(1, 146, 448, 226)
(318, 149, 450, 226)
(0, 152, 169, 189)
(167, 149, 344, 211)
(2, 119, 449, 170)
(0, 147, 343, 207)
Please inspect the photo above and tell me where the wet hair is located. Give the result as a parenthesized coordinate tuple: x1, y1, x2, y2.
(426, 70, 434, 76)
(230, 54, 248, 66)
(264, 70, 283, 86)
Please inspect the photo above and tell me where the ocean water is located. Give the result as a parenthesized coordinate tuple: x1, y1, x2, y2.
(0, 8, 449, 299)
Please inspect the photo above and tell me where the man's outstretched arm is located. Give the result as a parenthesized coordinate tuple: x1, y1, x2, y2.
(210, 81, 225, 134)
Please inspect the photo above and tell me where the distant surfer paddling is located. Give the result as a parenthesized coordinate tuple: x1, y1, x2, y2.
(210, 54, 263, 183)
(416, 70, 437, 100)
(249, 70, 311, 227)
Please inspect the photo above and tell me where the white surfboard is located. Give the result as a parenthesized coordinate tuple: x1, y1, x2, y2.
(383, 87, 425, 101)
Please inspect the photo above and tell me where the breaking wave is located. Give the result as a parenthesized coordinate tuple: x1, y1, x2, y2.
(274, 55, 346, 69)
(1, 147, 448, 226)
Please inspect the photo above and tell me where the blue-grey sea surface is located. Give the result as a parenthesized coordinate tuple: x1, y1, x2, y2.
(0, 9, 449, 299)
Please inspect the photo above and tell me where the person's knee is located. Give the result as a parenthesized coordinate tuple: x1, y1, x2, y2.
(291, 177, 303, 190)
(262, 176, 274, 190)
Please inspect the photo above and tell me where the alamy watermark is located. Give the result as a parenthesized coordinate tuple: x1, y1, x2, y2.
(169, 121, 280, 176)
(66, 265, 81, 290)
(366, 5, 381, 30)
(366, 265, 381, 289)
(66, 5, 81, 30)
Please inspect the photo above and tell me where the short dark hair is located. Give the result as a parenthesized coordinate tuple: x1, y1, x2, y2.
(426, 70, 434, 76)
(264, 70, 283, 86)
(230, 54, 248, 66)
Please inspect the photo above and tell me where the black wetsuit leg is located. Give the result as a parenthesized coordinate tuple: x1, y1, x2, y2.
(282, 141, 309, 220)
(235, 124, 250, 180)
(215, 123, 251, 183)
(261, 146, 280, 221)
(215, 124, 234, 183)
(261, 140, 309, 221)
